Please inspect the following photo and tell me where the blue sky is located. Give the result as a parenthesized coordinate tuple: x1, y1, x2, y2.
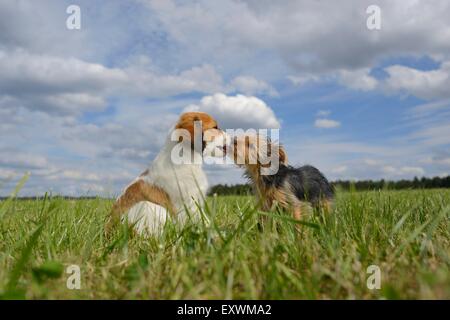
(1, 0, 450, 196)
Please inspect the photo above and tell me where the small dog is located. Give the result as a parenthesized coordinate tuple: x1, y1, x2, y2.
(229, 134, 334, 221)
(106, 112, 227, 237)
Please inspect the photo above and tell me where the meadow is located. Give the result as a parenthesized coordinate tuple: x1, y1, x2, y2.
(0, 187, 449, 299)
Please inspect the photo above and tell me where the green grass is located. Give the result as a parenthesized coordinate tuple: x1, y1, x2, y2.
(0, 189, 449, 299)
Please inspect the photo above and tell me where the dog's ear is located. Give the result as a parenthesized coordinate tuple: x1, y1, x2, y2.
(278, 145, 288, 165)
(175, 114, 195, 142)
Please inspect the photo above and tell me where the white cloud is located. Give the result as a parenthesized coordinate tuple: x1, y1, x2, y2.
(363, 159, 381, 166)
(47, 170, 101, 182)
(0, 98, 180, 197)
(0, 49, 233, 116)
(400, 166, 425, 176)
(289, 68, 378, 92)
(230, 76, 278, 96)
(313, 110, 341, 129)
(408, 99, 450, 118)
(129, 64, 227, 97)
(384, 62, 450, 99)
(0, 49, 127, 94)
(3, 1, 450, 97)
(338, 68, 378, 91)
(331, 165, 348, 174)
(314, 119, 341, 129)
(382, 165, 425, 176)
(145, 0, 450, 77)
(409, 123, 450, 147)
(185, 93, 281, 129)
(0, 48, 284, 121)
(422, 153, 450, 167)
(0, 149, 48, 169)
(282, 133, 435, 181)
(1, 1, 450, 196)
(0, 168, 19, 181)
(434, 157, 450, 166)
(287, 75, 321, 86)
(316, 110, 331, 117)
(381, 166, 396, 174)
(0, 49, 124, 115)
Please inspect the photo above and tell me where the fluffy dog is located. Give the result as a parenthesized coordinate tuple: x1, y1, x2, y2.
(229, 134, 334, 221)
(106, 112, 227, 237)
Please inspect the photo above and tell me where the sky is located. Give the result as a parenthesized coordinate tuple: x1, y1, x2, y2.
(1, 0, 450, 197)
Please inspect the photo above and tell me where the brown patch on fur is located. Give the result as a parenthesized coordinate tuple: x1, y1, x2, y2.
(245, 165, 289, 211)
(278, 146, 288, 165)
(293, 206, 302, 221)
(231, 135, 287, 167)
(231, 135, 331, 226)
(105, 180, 176, 235)
(231, 135, 291, 213)
(175, 112, 218, 148)
(262, 186, 289, 211)
(259, 183, 313, 224)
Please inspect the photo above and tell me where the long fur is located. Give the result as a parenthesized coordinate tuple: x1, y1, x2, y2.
(106, 112, 226, 237)
(230, 134, 334, 220)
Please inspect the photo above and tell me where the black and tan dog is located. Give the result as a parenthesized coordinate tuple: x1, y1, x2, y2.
(229, 134, 334, 221)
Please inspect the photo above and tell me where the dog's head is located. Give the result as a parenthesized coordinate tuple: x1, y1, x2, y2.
(174, 112, 227, 156)
(229, 134, 287, 174)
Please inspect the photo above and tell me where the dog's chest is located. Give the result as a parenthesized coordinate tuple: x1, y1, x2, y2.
(171, 166, 207, 201)
(145, 164, 208, 211)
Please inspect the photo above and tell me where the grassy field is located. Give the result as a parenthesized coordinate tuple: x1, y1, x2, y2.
(0, 188, 449, 299)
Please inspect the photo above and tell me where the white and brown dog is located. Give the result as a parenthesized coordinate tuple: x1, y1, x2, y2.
(106, 112, 227, 237)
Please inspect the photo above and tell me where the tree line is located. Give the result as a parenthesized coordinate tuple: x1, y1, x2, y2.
(208, 175, 450, 196)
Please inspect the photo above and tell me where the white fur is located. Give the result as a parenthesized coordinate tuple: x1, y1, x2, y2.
(140, 136, 208, 226)
(121, 128, 227, 237)
(123, 201, 168, 236)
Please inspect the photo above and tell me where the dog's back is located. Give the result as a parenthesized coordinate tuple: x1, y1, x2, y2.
(284, 165, 334, 206)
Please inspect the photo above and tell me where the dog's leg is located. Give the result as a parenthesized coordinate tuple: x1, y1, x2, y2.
(292, 205, 303, 232)
(293, 206, 302, 221)
(319, 199, 334, 214)
(105, 180, 176, 237)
